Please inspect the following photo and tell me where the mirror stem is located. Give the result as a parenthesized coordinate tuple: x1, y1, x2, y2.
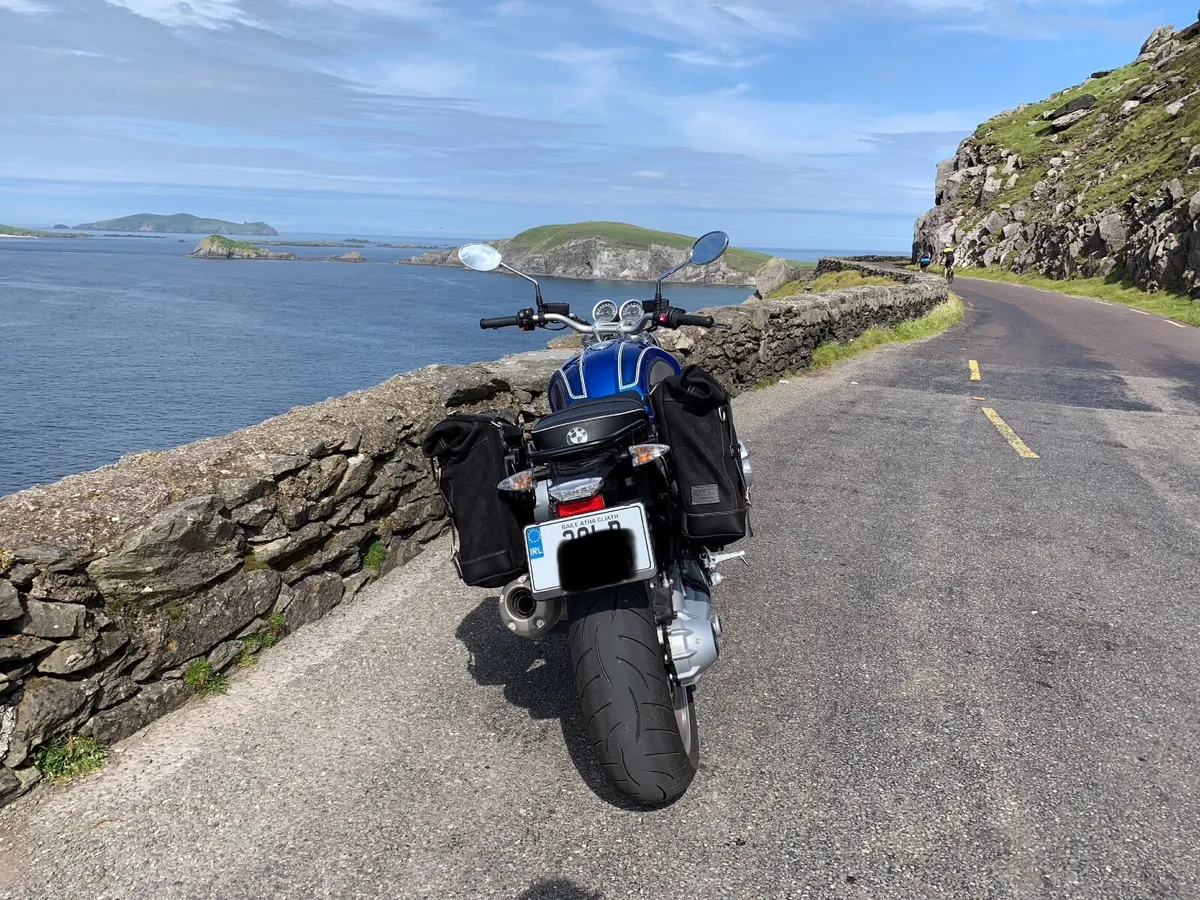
(500, 262, 544, 308)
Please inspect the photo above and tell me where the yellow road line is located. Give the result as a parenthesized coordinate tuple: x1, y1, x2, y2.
(969, 360, 982, 381)
(982, 408, 1040, 459)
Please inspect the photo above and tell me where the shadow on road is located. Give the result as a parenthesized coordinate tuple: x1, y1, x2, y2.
(518, 879, 604, 899)
(455, 599, 642, 811)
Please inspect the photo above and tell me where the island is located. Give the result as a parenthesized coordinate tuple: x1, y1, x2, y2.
(189, 235, 369, 262)
(190, 235, 296, 259)
(75, 213, 278, 235)
(0, 224, 87, 238)
(401, 221, 809, 289)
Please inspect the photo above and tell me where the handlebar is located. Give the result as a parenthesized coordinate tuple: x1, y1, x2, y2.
(478, 306, 720, 334)
(480, 316, 520, 329)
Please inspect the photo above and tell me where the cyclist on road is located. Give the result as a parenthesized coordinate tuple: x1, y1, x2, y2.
(942, 245, 956, 281)
(919, 249, 932, 273)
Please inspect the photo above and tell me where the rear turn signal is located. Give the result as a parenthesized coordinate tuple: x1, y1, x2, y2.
(498, 470, 535, 493)
(629, 444, 670, 466)
(557, 496, 606, 518)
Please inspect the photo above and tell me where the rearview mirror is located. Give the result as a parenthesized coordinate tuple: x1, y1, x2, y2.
(458, 243, 503, 272)
(690, 231, 729, 267)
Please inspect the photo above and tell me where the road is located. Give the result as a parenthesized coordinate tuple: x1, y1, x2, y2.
(2, 276, 1199, 899)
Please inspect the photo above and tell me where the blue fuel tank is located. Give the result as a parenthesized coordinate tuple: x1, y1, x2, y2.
(548, 339, 681, 412)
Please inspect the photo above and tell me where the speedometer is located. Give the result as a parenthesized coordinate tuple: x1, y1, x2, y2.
(592, 300, 619, 324)
(619, 300, 644, 327)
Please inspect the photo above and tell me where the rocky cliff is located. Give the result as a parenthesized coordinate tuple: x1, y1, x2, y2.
(913, 17, 1200, 296)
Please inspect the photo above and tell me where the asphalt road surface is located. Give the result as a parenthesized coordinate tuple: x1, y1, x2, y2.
(2, 277, 1198, 899)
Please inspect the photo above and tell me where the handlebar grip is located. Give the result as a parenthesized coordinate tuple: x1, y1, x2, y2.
(669, 311, 716, 329)
(480, 316, 519, 329)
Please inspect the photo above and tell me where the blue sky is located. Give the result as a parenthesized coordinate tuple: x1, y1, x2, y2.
(0, 0, 1193, 248)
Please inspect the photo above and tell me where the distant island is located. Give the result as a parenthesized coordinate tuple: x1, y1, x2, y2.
(0, 224, 87, 239)
(75, 213, 278, 235)
(189, 235, 367, 262)
(402, 221, 809, 289)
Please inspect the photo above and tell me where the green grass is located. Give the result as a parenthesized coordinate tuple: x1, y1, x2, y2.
(503, 221, 775, 274)
(973, 63, 1150, 160)
(184, 659, 229, 698)
(363, 539, 387, 574)
(809, 294, 966, 370)
(198, 234, 265, 253)
(34, 735, 109, 784)
(0, 224, 58, 237)
(958, 267, 1200, 326)
(769, 270, 901, 298)
(241, 610, 288, 658)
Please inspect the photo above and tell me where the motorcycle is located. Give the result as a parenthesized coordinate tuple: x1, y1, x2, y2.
(446, 232, 752, 806)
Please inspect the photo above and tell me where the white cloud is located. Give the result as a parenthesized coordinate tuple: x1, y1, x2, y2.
(668, 50, 769, 68)
(632, 169, 665, 178)
(353, 60, 472, 97)
(100, 0, 256, 28)
(0, 0, 47, 12)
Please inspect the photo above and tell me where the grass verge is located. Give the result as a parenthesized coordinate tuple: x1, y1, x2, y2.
(184, 659, 229, 698)
(35, 735, 109, 784)
(769, 269, 901, 298)
(810, 294, 966, 370)
(958, 267, 1199, 327)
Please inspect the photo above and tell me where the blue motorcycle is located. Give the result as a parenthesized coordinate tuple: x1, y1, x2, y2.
(458, 232, 751, 805)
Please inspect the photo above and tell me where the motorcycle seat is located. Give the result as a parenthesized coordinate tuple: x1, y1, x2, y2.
(531, 393, 650, 459)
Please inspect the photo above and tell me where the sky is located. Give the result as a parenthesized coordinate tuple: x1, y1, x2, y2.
(0, 0, 1194, 248)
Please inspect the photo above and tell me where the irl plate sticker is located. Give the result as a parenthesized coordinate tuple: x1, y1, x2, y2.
(526, 528, 545, 560)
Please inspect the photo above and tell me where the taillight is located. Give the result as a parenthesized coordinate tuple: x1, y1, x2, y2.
(557, 496, 606, 518)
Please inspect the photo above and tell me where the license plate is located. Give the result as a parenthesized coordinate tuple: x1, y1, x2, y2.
(525, 503, 656, 596)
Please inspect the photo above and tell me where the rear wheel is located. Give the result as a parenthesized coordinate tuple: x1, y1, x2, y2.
(568, 583, 699, 806)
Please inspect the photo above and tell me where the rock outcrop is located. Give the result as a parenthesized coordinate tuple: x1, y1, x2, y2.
(190, 235, 295, 260)
(0, 260, 946, 808)
(914, 17, 1200, 296)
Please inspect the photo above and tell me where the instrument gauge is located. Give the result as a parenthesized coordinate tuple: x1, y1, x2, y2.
(592, 300, 619, 324)
(619, 300, 645, 327)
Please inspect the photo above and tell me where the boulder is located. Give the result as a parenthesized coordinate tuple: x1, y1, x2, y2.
(754, 257, 809, 296)
(3, 676, 96, 767)
(0, 635, 53, 665)
(1050, 108, 1092, 132)
(934, 158, 956, 204)
(1098, 214, 1129, 253)
(87, 496, 244, 603)
(1129, 83, 1166, 103)
(0, 581, 20, 621)
(20, 600, 85, 639)
(81, 680, 188, 746)
(1166, 98, 1186, 117)
(1137, 25, 1176, 63)
(1042, 93, 1096, 121)
(283, 572, 344, 631)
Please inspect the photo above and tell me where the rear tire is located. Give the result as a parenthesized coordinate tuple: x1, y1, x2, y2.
(568, 583, 699, 806)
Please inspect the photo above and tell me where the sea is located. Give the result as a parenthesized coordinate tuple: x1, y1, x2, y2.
(0, 233, 901, 495)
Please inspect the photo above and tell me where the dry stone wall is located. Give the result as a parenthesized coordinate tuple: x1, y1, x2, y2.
(0, 263, 948, 807)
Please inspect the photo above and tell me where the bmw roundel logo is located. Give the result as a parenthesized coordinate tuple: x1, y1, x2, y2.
(567, 427, 589, 445)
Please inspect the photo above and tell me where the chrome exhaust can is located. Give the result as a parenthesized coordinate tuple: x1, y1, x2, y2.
(499, 578, 564, 639)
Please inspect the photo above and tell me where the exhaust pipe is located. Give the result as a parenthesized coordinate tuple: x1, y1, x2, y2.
(499, 579, 563, 639)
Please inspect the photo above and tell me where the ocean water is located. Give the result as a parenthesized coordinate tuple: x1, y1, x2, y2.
(1, 234, 767, 495)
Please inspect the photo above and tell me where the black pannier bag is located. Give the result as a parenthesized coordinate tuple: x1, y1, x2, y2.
(422, 414, 529, 589)
(651, 366, 748, 549)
